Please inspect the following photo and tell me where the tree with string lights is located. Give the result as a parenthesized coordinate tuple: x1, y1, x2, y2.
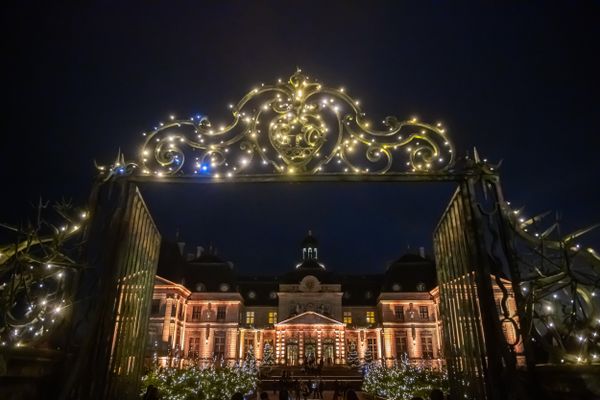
(141, 358, 258, 400)
(362, 354, 449, 400)
(262, 342, 274, 366)
(0, 199, 87, 350)
(346, 342, 360, 369)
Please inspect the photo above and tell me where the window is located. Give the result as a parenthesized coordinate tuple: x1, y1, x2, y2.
(394, 306, 404, 321)
(416, 282, 426, 291)
(421, 331, 434, 358)
(244, 337, 254, 355)
(395, 331, 408, 357)
(246, 311, 255, 325)
(188, 337, 200, 358)
(343, 311, 352, 324)
(268, 311, 278, 324)
(214, 331, 226, 359)
(217, 306, 226, 321)
(366, 311, 375, 324)
(191, 306, 202, 321)
(419, 306, 429, 320)
(367, 338, 377, 357)
(178, 305, 184, 320)
(151, 299, 161, 315)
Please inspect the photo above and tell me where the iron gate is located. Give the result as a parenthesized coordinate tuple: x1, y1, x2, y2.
(434, 177, 527, 400)
(67, 181, 161, 399)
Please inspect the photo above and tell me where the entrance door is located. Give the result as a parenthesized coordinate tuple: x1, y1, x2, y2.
(323, 341, 335, 365)
(304, 341, 316, 365)
(286, 343, 299, 366)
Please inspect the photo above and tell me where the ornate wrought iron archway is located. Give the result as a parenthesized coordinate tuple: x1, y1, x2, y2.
(98, 69, 461, 182)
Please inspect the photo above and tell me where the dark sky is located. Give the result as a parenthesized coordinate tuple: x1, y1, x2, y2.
(2, 2, 599, 275)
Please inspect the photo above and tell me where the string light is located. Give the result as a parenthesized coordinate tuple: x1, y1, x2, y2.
(99, 70, 455, 179)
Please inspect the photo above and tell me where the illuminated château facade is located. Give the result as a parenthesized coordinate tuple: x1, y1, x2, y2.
(147, 232, 521, 369)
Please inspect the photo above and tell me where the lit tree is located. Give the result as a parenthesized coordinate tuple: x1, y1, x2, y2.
(262, 342, 275, 366)
(0, 199, 87, 349)
(141, 361, 258, 400)
(364, 347, 374, 365)
(245, 344, 256, 371)
(362, 355, 449, 400)
(346, 342, 360, 368)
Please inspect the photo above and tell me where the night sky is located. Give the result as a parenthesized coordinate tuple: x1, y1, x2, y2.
(2, 2, 599, 275)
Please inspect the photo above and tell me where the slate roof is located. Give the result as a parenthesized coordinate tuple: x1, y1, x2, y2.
(155, 240, 437, 305)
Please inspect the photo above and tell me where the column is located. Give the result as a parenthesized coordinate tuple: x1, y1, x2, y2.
(162, 297, 172, 342)
(299, 330, 304, 363)
(239, 329, 245, 359)
(317, 330, 322, 361)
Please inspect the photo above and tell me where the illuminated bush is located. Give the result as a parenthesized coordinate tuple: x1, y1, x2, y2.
(140, 360, 258, 400)
(362, 356, 449, 400)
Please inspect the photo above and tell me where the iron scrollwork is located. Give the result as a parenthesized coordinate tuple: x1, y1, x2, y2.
(98, 70, 455, 179)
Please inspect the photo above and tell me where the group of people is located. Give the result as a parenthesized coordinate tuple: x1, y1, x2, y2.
(272, 371, 356, 400)
(300, 354, 325, 375)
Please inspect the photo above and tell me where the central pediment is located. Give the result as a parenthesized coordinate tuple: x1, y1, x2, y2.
(276, 311, 344, 326)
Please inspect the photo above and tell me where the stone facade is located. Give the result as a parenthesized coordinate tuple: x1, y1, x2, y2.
(147, 232, 521, 369)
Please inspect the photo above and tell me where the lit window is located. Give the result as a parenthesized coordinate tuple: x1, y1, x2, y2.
(421, 331, 434, 358)
(395, 331, 408, 357)
(214, 331, 226, 359)
(367, 338, 377, 358)
(343, 311, 352, 324)
(244, 337, 254, 355)
(246, 311, 255, 325)
(366, 311, 375, 324)
(188, 337, 200, 358)
(268, 311, 278, 324)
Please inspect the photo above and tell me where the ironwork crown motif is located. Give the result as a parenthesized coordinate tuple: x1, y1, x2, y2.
(98, 70, 455, 179)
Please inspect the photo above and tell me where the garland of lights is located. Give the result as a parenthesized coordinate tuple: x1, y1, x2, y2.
(98, 69, 455, 180)
(140, 359, 258, 400)
(362, 355, 449, 400)
(0, 201, 87, 349)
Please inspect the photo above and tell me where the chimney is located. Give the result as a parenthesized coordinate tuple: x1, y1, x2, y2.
(177, 241, 185, 256)
(196, 246, 204, 259)
(419, 247, 425, 258)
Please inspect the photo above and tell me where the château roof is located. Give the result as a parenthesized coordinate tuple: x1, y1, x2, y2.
(155, 239, 438, 304)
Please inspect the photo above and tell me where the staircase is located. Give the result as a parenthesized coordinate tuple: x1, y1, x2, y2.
(259, 366, 363, 391)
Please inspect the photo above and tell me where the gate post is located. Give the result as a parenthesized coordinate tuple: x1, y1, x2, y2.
(62, 178, 160, 399)
(434, 172, 531, 400)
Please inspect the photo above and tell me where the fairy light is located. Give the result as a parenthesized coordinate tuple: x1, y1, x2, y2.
(102, 70, 455, 179)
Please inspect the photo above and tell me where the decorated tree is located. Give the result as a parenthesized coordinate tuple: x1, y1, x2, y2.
(362, 355, 449, 400)
(0, 200, 87, 349)
(346, 342, 360, 368)
(244, 344, 256, 371)
(363, 347, 374, 365)
(262, 342, 275, 366)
